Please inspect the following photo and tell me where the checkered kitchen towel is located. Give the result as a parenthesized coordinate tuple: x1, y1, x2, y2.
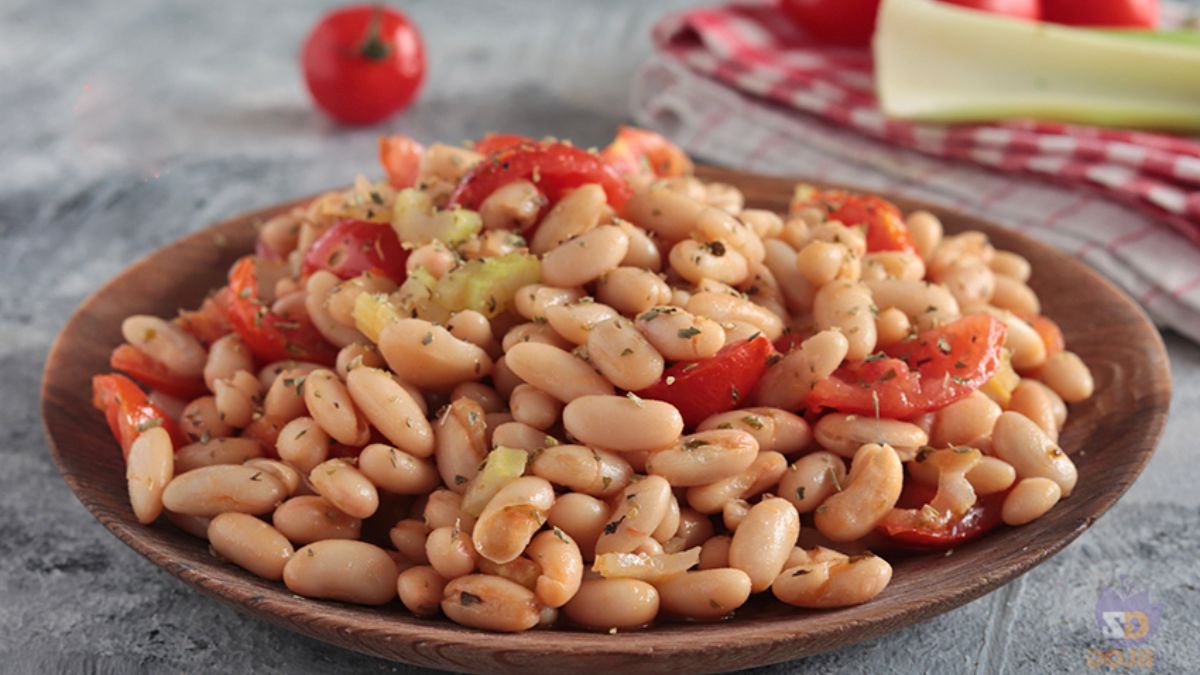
(630, 1, 1200, 342)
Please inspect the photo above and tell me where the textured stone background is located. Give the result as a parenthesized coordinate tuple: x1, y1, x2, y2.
(1, 0, 1197, 673)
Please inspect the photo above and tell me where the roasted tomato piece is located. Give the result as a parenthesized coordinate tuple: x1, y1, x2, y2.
(302, 218, 409, 283)
(227, 257, 338, 365)
(92, 374, 187, 458)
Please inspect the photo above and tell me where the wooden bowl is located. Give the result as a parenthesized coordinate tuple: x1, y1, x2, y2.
(41, 167, 1171, 673)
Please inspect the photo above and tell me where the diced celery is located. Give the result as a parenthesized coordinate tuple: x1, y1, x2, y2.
(352, 292, 402, 343)
(461, 446, 529, 517)
(874, 0, 1200, 130)
(433, 253, 541, 318)
(980, 348, 1019, 407)
(392, 189, 482, 246)
(592, 547, 701, 582)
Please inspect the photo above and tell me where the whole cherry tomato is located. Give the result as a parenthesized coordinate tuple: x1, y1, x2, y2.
(1042, 0, 1158, 27)
(940, 0, 1040, 20)
(779, 0, 882, 46)
(302, 5, 426, 125)
(637, 335, 775, 428)
(808, 314, 1007, 417)
(109, 344, 209, 400)
(877, 481, 1007, 548)
(302, 219, 410, 283)
(92, 374, 187, 459)
(226, 257, 338, 365)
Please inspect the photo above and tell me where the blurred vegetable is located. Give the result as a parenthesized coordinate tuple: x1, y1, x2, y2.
(601, 126, 693, 179)
(353, 292, 403, 343)
(780, 0, 882, 46)
(379, 134, 424, 188)
(302, 5, 426, 125)
(874, 0, 1200, 131)
(392, 189, 482, 246)
(1042, 0, 1158, 28)
(433, 253, 541, 318)
(941, 0, 1039, 19)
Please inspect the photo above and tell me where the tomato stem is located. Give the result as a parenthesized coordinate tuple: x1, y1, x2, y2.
(358, 5, 391, 61)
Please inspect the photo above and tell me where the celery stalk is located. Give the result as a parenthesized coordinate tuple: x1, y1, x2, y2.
(874, 0, 1200, 131)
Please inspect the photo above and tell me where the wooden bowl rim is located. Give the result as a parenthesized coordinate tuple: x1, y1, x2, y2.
(40, 166, 1172, 671)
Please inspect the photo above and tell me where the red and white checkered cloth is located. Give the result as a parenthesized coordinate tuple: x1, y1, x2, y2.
(631, 0, 1200, 342)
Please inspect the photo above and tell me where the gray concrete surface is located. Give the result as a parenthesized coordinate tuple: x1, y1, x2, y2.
(1, 1, 1197, 673)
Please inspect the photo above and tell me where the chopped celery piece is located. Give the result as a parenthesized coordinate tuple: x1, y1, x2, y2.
(352, 292, 402, 343)
(461, 447, 529, 517)
(980, 348, 1019, 407)
(392, 189, 481, 246)
(433, 253, 541, 318)
(874, 0, 1200, 130)
(592, 547, 701, 582)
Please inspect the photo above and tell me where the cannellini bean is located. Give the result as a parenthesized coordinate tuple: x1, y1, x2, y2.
(1008, 380, 1060, 440)
(406, 240, 458, 279)
(308, 459, 379, 519)
(397, 565, 449, 617)
(622, 184, 706, 241)
(563, 578, 660, 630)
(446, 310, 499, 352)
(698, 535, 731, 570)
(697, 407, 811, 456)
(174, 437, 264, 473)
(257, 360, 322, 390)
(686, 451, 788, 514)
(241, 458, 299, 496)
(305, 271, 367, 347)
(696, 207, 765, 264)
(344, 367, 433, 457)
(773, 553, 892, 608)
(874, 307, 911, 347)
(972, 307, 1045, 371)
(262, 367, 312, 422)
(722, 499, 751, 532)
(645, 430, 759, 487)
(204, 334, 254, 391)
(442, 574, 542, 632)
(508, 384, 562, 431)
(991, 275, 1041, 316)
(473, 477, 555, 564)
(966, 456, 1017, 495)
(126, 427, 174, 524)
(740, 209, 784, 239)
(513, 284, 585, 322)
(586, 317, 665, 391)
(989, 250, 1032, 282)
(595, 476, 672, 555)
(529, 183, 606, 253)
(122, 315, 207, 377)
(613, 218, 663, 271)
(663, 507, 714, 554)
(797, 240, 854, 287)
(634, 306, 725, 361)
(357, 443, 440, 495)
(929, 232, 994, 277)
(764, 239, 815, 313)
(503, 342, 613, 403)
(728, 498, 801, 592)
(424, 489, 473, 531)
(669, 239, 749, 286)
(208, 513, 294, 580)
(906, 211, 943, 261)
(283, 540, 398, 605)
(562, 395, 683, 452)
(527, 529, 585, 608)
(813, 281, 876, 360)
(180, 396, 233, 441)
(491, 421, 554, 454)
(434, 397, 489, 491)
(991, 412, 1077, 496)
(866, 278, 960, 331)
(451, 381, 502, 413)
(302, 369, 369, 446)
(1024, 379, 1068, 430)
(1001, 477, 1062, 525)
(272, 495, 361, 545)
(1040, 351, 1094, 403)
(813, 444, 903, 542)
(161, 464, 287, 517)
(931, 391, 1002, 448)
(814, 414, 928, 460)
(541, 225, 629, 287)
(390, 519, 431, 564)
(275, 417, 329, 473)
(548, 493, 610, 562)
(212, 370, 261, 429)
(779, 451, 848, 514)
(756, 330, 849, 410)
(502, 321, 573, 351)
(426, 525, 478, 580)
(478, 180, 544, 231)
(596, 267, 672, 316)
(379, 319, 494, 391)
(862, 252, 926, 283)
(686, 291, 784, 341)
(328, 273, 398, 329)
(655, 568, 752, 621)
(530, 444, 632, 497)
(545, 302, 620, 345)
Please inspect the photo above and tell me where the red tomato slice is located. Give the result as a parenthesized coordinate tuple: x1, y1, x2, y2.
(473, 133, 536, 157)
(795, 189, 916, 253)
(92, 374, 187, 459)
(877, 481, 1006, 548)
(109, 344, 208, 400)
(600, 126, 693, 179)
(940, 0, 1040, 20)
(379, 134, 425, 189)
(1022, 313, 1065, 357)
(808, 314, 1007, 417)
(176, 289, 233, 347)
(302, 219, 410, 284)
(447, 141, 632, 215)
(637, 336, 775, 428)
(1042, 0, 1158, 28)
(227, 257, 338, 366)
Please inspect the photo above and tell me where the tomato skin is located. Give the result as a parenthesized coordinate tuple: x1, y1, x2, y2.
(227, 257, 338, 366)
(794, 190, 916, 254)
(637, 336, 775, 428)
(780, 0, 882, 46)
(940, 0, 1040, 20)
(109, 344, 208, 400)
(447, 141, 632, 214)
(92, 374, 187, 459)
(877, 482, 1006, 548)
(1042, 0, 1158, 27)
(302, 219, 410, 284)
(473, 133, 536, 157)
(379, 134, 425, 188)
(176, 290, 233, 347)
(301, 5, 426, 125)
(601, 126, 693, 179)
(774, 332, 806, 355)
(808, 314, 1007, 417)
